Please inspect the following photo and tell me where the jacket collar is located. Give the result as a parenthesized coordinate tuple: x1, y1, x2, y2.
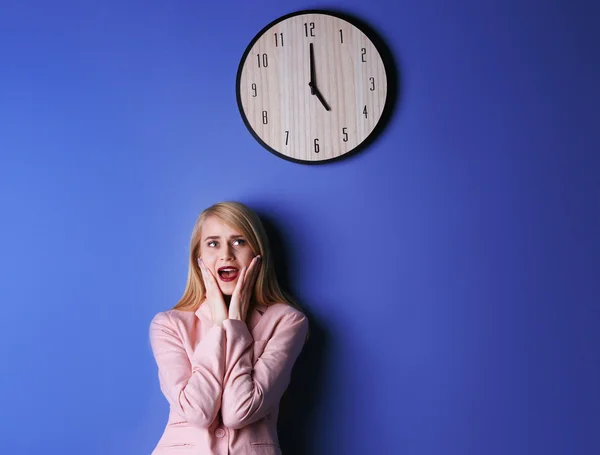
(195, 300, 267, 332)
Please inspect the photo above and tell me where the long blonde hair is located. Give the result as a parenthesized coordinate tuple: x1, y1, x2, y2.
(173, 201, 304, 316)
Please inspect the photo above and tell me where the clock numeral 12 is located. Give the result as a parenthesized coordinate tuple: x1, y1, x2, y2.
(274, 33, 284, 47)
(257, 53, 268, 68)
(342, 127, 349, 142)
(304, 22, 315, 37)
(262, 111, 268, 124)
(314, 138, 320, 153)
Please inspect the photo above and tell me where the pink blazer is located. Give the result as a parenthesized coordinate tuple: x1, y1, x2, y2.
(148, 301, 309, 455)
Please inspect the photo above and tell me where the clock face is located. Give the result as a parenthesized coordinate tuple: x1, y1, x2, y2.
(236, 10, 389, 163)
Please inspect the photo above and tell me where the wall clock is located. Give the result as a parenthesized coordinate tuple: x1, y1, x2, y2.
(236, 10, 395, 164)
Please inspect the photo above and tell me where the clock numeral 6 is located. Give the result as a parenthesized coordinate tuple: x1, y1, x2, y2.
(342, 127, 349, 142)
(314, 138, 320, 153)
(262, 111, 268, 124)
(252, 83, 257, 97)
(257, 53, 268, 68)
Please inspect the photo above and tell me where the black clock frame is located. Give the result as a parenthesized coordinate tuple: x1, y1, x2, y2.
(235, 9, 400, 164)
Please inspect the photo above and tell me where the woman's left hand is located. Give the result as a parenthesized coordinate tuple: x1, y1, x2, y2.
(229, 255, 261, 322)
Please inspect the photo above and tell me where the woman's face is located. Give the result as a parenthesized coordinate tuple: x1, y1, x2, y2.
(198, 215, 255, 295)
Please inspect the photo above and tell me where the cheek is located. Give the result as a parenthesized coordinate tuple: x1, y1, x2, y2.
(199, 250, 216, 264)
(244, 252, 256, 266)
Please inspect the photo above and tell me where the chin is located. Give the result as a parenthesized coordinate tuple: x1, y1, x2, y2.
(217, 278, 238, 295)
(218, 285, 234, 295)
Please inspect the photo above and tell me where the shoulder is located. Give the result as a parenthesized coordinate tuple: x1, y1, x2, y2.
(149, 309, 195, 329)
(263, 303, 309, 327)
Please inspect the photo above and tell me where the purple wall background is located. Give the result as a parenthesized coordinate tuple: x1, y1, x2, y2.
(1, 0, 598, 454)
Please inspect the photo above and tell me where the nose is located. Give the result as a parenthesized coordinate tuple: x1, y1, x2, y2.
(221, 243, 234, 261)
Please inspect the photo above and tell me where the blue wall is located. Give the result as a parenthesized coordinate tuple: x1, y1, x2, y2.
(1, 1, 598, 454)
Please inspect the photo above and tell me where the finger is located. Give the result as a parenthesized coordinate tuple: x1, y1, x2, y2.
(243, 261, 258, 301)
(199, 259, 217, 290)
(198, 259, 208, 281)
(248, 256, 260, 286)
(253, 255, 261, 277)
(238, 266, 248, 293)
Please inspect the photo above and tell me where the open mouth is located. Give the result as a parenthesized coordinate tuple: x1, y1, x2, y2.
(218, 268, 239, 282)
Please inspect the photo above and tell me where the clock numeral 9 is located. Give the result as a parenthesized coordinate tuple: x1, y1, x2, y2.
(361, 48, 367, 63)
(274, 32, 284, 47)
(257, 53, 269, 68)
(285, 130, 290, 145)
(262, 111, 268, 124)
(369, 77, 375, 91)
(304, 22, 315, 37)
(252, 83, 257, 97)
(314, 138, 320, 153)
(363, 105, 368, 119)
(342, 127, 349, 142)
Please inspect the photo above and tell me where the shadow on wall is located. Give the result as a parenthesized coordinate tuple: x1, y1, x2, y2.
(259, 213, 329, 455)
(250, 14, 400, 448)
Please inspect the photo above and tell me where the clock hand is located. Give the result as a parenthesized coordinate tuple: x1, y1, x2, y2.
(313, 86, 331, 111)
(308, 43, 330, 111)
(309, 43, 316, 95)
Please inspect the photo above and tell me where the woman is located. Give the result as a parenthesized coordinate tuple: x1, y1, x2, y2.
(149, 201, 309, 455)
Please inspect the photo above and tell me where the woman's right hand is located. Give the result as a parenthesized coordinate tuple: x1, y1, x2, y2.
(198, 257, 228, 327)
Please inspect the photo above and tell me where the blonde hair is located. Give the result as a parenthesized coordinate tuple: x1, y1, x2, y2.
(173, 201, 304, 316)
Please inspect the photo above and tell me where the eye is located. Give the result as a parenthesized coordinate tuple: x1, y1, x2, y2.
(233, 239, 246, 246)
(207, 241, 217, 247)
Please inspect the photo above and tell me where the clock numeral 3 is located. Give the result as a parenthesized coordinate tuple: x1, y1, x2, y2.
(274, 32, 284, 47)
(257, 53, 269, 68)
(361, 48, 367, 63)
(363, 105, 368, 119)
(304, 22, 315, 37)
(285, 130, 290, 145)
(314, 138, 320, 153)
(262, 111, 268, 124)
(342, 127, 349, 142)
(252, 83, 257, 97)
(369, 77, 375, 91)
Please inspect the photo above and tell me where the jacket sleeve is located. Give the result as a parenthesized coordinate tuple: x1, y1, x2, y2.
(149, 311, 226, 428)
(220, 311, 309, 429)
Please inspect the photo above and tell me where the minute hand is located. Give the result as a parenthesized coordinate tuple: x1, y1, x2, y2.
(309, 43, 316, 94)
(308, 43, 330, 111)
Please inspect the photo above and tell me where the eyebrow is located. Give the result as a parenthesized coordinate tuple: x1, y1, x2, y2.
(204, 235, 244, 241)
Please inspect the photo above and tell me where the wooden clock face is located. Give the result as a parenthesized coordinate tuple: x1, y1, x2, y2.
(236, 10, 389, 163)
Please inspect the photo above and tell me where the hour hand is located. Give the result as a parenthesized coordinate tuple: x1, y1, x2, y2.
(312, 85, 331, 111)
